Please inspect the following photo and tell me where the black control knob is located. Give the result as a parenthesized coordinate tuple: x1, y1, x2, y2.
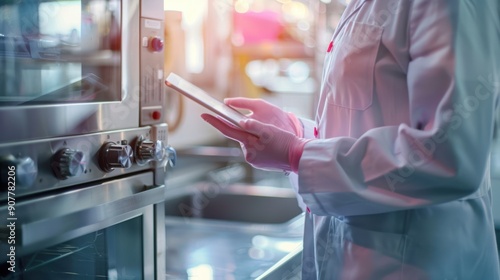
(135, 137, 166, 165)
(51, 148, 86, 180)
(0, 155, 38, 189)
(98, 141, 134, 173)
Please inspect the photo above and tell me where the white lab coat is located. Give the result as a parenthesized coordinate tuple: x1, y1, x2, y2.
(290, 0, 500, 279)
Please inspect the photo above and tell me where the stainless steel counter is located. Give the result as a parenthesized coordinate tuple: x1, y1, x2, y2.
(256, 245, 303, 280)
(165, 217, 303, 279)
(164, 162, 304, 279)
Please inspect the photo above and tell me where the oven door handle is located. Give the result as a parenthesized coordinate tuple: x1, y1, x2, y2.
(21, 185, 164, 248)
(1, 172, 163, 256)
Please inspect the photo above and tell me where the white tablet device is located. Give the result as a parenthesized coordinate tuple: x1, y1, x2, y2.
(165, 73, 248, 128)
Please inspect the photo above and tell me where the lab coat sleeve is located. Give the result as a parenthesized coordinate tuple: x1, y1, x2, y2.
(299, 117, 316, 139)
(297, 0, 500, 216)
(287, 117, 316, 212)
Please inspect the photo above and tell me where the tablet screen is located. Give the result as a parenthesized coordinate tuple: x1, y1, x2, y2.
(165, 73, 248, 128)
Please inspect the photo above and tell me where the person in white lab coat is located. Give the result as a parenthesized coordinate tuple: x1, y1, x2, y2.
(202, 0, 500, 279)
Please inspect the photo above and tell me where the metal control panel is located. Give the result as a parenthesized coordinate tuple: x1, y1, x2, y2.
(0, 124, 174, 198)
(140, 0, 166, 125)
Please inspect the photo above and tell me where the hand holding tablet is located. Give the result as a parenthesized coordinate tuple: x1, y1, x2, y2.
(165, 73, 248, 129)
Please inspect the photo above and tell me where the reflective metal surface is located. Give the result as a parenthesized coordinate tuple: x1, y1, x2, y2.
(0, 0, 171, 196)
(256, 245, 303, 280)
(0, 1, 171, 278)
(0, 0, 167, 143)
(0, 1, 122, 105)
(0, 0, 139, 143)
(164, 181, 304, 279)
(0, 172, 165, 279)
(164, 183, 303, 224)
(0, 126, 169, 197)
(165, 221, 303, 279)
(2, 217, 144, 280)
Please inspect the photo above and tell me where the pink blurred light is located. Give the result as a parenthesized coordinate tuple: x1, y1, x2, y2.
(233, 11, 284, 45)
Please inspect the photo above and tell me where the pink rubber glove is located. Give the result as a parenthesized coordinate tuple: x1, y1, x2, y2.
(224, 97, 304, 137)
(201, 113, 310, 172)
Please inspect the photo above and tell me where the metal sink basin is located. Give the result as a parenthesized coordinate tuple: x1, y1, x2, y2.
(164, 183, 303, 225)
(164, 164, 305, 279)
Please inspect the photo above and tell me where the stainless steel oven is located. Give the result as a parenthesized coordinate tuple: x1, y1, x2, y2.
(0, 172, 165, 279)
(0, 0, 175, 279)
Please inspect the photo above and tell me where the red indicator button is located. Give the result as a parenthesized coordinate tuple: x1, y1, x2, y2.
(152, 111, 162, 120)
(150, 37, 164, 52)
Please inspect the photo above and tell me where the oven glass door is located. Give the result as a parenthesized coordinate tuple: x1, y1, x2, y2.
(0, 172, 164, 279)
(6, 216, 143, 280)
(0, 0, 121, 106)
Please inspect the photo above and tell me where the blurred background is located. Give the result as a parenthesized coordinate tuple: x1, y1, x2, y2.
(162, 1, 500, 278)
(163, 0, 347, 149)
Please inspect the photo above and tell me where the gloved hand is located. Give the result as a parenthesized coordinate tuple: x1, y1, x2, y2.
(224, 97, 304, 137)
(201, 113, 310, 172)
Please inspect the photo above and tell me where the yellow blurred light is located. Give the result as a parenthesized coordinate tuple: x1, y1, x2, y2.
(235, 0, 250, 13)
(282, 1, 309, 21)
